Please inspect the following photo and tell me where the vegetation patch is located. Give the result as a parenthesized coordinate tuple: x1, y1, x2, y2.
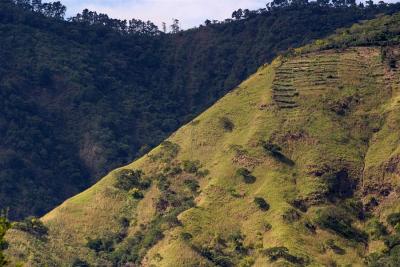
(219, 117, 235, 132)
(87, 236, 116, 253)
(180, 232, 193, 241)
(86, 217, 130, 254)
(71, 259, 90, 267)
(13, 217, 48, 239)
(155, 173, 170, 192)
(315, 207, 368, 243)
(236, 168, 256, 184)
(288, 198, 308, 212)
(182, 160, 209, 177)
(383, 234, 400, 250)
(261, 141, 294, 166)
(254, 197, 270, 211)
(313, 167, 356, 199)
(191, 231, 251, 267)
(130, 188, 144, 199)
(366, 233, 400, 265)
(300, 12, 400, 53)
(149, 141, 180, 163)
(366, 218, 387, 240)
(340, 199, 365, 220)
(228, 188, 243, 198)
(184, 179, 200, 193)
(264, 246, 308, 266)
(387, 212, 400, 227)
(114, 169, 151, 192)
(183, 160, 201, 174)
(0, 215, 10, 266)
(325, 239, 346, 255)
(282, 208, 301, 223)
(304, 220, 316, 234)
(110, 197, 195, 265)
(107, 164, 198, 265)
(328, 95, 359, 116)
(163, 165, 183, 176)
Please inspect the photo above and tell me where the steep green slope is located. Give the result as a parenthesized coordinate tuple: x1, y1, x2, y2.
(3, 0, 400, 219)
(5, 26, 400, 265)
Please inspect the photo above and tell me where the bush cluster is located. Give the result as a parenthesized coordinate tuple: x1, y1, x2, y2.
(184, 179, 200, 193)
(366, 219, 387, 240)
(315, 207, 368, 243)
(264, 246, 307, 265)
(183, 160, 201, 174)
(87, 237, 115, 253)
(181, 160, 209, 177)
(114, 169, 151, 192)
(130, 188, 144, 199)
(325, 239, 345, 255)
(155, 141, 181, 163)
(0, 215, 10, 266)
(14, 216, 48, 239)
(387, 213, 400, 227)
(71, 259, 90, 267)
(261, 141, 294, 166)
(236, 168, 256, 184)
(282, 208, 301, 223)
(219, 117, 235, 132)
(191, 231, 250, 267)
(254, 197, 270, 211)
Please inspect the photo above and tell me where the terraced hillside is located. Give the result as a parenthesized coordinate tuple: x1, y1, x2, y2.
(272, 48, 386, 109)
(4, 43, 400, 266)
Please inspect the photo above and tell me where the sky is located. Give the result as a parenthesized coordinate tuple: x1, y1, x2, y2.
(55, 0, 267, 29)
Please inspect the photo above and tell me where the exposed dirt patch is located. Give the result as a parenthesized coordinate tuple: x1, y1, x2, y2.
(232, 153, 263, 168)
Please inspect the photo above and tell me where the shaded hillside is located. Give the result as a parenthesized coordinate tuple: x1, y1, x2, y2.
(5, 13, 400, 266)
(2, 0, 400, 219)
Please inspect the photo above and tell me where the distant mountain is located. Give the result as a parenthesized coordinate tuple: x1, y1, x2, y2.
(5, 11, 400, 266)
(1, 0, 400, 220)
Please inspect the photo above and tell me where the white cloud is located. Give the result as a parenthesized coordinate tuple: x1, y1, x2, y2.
(59, 0, 266, 29)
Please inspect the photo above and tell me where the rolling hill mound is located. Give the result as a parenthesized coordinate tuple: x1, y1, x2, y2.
(4, 12, 400, 267)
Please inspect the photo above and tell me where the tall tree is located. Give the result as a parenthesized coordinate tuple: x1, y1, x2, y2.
(232, 9, 243, 20)
(31, 0, 42, 12)
(170, 18, 180, 33)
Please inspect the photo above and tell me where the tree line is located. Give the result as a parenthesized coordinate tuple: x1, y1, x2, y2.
(9, 0, 400, 36)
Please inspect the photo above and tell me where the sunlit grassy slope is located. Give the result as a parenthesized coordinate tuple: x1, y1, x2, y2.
(5, 42, 400, 266)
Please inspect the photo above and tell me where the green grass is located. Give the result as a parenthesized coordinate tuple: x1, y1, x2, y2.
(5, 43, 400, 266)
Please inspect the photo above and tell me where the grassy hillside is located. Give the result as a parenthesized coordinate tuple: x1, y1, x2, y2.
(5, 15, 400, 264)
(3, 0, 400, 219)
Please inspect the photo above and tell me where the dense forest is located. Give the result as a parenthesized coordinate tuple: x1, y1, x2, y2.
(2, 0, 400, 219)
